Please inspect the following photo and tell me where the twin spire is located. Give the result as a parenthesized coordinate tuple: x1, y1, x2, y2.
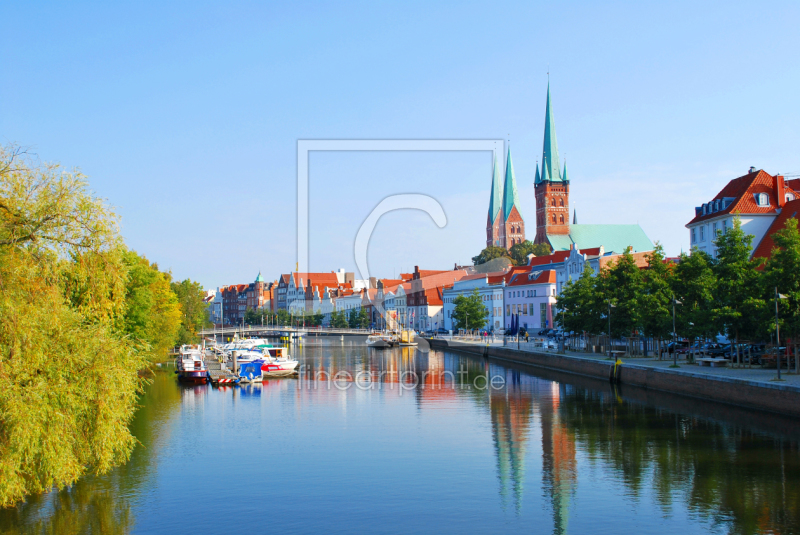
(487, 147, 520, 222)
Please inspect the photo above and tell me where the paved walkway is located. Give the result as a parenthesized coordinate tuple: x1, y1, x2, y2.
(434, 336, 800, 388)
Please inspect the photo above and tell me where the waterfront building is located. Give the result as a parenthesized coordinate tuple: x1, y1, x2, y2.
(486, 148, 526, 250)
(442, 272, 507, 332)
(687, 168, 800, 259)
(532, 83, 653, 255)
(503, 266, 558, 331)
(407, 266, 472, 331)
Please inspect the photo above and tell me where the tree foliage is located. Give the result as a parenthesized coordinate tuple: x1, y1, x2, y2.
(509, 240, 551, 265)
(0, 145, 149, 507)
(472, 246, 511, 266)
(764, 218, 800, 346)
(170, 279, 209, 345)
(452, 289, 488, 330)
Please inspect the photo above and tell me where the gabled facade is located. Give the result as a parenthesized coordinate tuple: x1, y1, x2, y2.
(687, 168, 799, 258)
(503, 268, 557, 331)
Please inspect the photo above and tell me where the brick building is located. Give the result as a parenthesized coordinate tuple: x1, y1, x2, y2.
(486, 148, 525, 249)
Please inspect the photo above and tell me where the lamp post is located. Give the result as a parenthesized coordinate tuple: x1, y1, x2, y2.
(672, 295, 682, 368)
(607, 302, 616, 359)
(776, 287, 788, 381)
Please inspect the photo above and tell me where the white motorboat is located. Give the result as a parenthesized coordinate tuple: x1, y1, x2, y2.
(260, 347, 299, 376)
(175, 345, 209, 384)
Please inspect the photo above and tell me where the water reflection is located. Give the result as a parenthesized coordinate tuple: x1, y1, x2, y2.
(2, 340, 799, 534)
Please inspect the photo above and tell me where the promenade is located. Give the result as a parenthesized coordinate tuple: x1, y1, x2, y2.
(427, 336, 800, 416)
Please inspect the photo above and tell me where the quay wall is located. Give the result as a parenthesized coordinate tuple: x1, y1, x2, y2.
(427, 339, 800, 418)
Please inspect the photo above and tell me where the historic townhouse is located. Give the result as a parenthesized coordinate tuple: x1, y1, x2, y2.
(442, 272, 507, 332)
(687, 168, 800, 259)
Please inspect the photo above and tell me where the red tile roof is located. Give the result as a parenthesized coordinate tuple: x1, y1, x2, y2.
(787, 179, 800, 194)
(528, 250, 571, 266)
(506, 268, 556, 287)
(687, 170, 784, 225)
(752, 198, 800, 261)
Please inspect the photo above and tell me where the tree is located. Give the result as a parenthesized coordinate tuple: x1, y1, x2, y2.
(671, 250, 716, 361)
(0, 144, 149, 507)
(243, 307, 261, 326)
(597, 249, 644, 339)
(713, 217, 766, 365)
(472, 246, 511, 266)
(452, 289, 487, 330)
(121, 250, 182, 359)
(171, 278, 210, 344)
(509, 240, 551, 265)
(638, 244, 674, 358)
(557, 263, 604, 335)
(764, 218, 800, 370)
(357, 308, 370, 329)
(331, 309, 349, 328)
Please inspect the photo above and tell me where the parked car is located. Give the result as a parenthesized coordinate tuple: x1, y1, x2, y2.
(538, 328, 552, 337)
(706, 344, 732, 358)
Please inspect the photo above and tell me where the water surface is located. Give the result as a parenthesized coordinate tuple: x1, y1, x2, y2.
(2, 338, 799, 534)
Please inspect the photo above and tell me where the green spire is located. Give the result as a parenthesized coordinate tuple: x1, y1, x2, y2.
(502, 147, 520, 220)
(488, 152, 503, 222)
(542, 82, 562, 183)
(542, 155, 551, 183)
(255, 271, 264, 283)
(562, 159, 568, 182)
(534, 162, 541, 184)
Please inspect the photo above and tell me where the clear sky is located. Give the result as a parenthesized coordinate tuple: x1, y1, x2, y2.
(3, 1, 799, 289)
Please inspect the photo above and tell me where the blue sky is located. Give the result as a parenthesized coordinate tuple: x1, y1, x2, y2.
(2, 1, 799, 289)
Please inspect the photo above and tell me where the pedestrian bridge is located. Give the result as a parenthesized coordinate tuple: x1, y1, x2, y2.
(197, 325, 372, 338)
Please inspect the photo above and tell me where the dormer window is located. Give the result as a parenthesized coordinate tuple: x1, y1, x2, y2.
(714, 200, 720, 212)
(788, 193, 796, 202)
(702, 204, 707, 215)
(756, 193, 769, 207)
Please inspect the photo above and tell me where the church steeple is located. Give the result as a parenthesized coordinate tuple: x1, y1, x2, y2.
(488, 152, 503, 223)
(542, 82, 562, 183)
(502, 147, 520, 220)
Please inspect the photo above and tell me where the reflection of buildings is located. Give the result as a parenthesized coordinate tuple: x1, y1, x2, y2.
(489, 370, 535, 513)
(540, 382, 576, 534)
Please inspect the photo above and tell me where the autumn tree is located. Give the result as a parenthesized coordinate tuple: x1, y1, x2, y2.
(0, 145, 149, 507)
(171, 278, 210, 344)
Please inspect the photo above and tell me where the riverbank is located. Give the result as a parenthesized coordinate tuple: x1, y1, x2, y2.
(426, 337, 800, 417)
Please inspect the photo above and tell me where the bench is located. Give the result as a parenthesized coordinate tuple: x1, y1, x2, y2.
(697, 358, 728, 367)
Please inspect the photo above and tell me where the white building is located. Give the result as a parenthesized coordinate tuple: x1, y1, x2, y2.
(503, 269, 558, 332)
(442, 274, 506, 332)
(686, 168, 799, 258)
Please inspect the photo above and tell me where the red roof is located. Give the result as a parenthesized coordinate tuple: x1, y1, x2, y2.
(424, 287, 445, 306)
(752, 198, 800, 260)
(787, 178, 800, 193)
(506, 268, 556, 287)
(687, 170, 784, 225)
(292, 272, 341, 289)
(528, 250, 570, 266)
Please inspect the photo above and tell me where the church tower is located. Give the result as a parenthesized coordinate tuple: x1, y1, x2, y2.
(534, 83, 570, 245)
(500, 147, 525, 248)
(486, 152, 504, 248)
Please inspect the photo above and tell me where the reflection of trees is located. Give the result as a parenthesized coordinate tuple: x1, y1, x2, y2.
(557, 385, 800, 535)
(0, 370, 181, 534)
(540, 383, 576, 535)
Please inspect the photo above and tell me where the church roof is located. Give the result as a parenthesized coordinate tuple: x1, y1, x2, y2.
(502, 148, 520, 220)
(547, 224, 654, 255)
(542, 82, 562, 183)
(488, 152, 503, 222)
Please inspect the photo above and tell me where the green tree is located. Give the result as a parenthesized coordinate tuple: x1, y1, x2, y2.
(713, 217, 767, 365)
(0, 145, 149, 507)
(671, 250, 716, 361)
(472, 246, 512, 266)
(509, 240, 551, 265)
(171, 279, 210, 344)
(638, 244, 674, 357)
(597, 249, 644, 338)
(557, 263, 604, 335)
(332, 309, 349, 328)
(243, 307, 261, 326)
(764, 218, 800, 369)
(357, 308, 370, 329)
(452, 289, 488, 330)
(121, 250, 182, 359)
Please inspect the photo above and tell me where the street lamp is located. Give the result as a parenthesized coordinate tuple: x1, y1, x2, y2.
(776, 287, 788, 381)
(607, 301, 616, 359)
(672, 295, 682, 368)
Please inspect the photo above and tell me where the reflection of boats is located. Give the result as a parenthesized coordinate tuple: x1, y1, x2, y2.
(366, 334, 391, 348)
(175, 345, 209, 384)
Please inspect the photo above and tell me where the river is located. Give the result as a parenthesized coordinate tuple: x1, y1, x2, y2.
(1, 338, 799, 534)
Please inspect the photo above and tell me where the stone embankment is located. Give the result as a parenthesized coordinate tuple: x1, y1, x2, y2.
(426, 338, 800, 417)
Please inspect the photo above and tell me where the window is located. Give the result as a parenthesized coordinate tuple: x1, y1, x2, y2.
(529, 304, 533, 315)
(552, 214, 557, 223)
(788, 193, 796, 202)
(713, 222, 718, 235)
(700, 226, 705, 241)
(560, 215, 564, 224)
(722, 220, 727, 233)
(757, 193, 769, 207)
(540, 303, 547, 328)
(506, 305, 510, 315)
(559, 198, 564, 207)
(691, 228, 696, 243)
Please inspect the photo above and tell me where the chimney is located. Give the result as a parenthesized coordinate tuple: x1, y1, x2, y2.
(775, 174, 786, 208)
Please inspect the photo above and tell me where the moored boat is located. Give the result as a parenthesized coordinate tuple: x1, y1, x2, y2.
(176, 345, 209, 384)
(260, 347, 299, 377)
(366, 334, 391, 349)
